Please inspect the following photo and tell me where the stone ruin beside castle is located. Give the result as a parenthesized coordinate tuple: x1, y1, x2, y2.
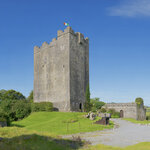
(103, 102, 146, 120)
(34, 27, 89, 111)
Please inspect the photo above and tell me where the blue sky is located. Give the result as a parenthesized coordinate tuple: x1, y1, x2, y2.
(0, 0, 150, 105)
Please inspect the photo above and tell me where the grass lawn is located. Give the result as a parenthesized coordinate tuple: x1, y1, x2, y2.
(80, 142, 150, 150)
(0, 127, 81, 150)
(1, 127, 150, 150)
(11, 112, 114, 135)
(123, 118, 150, 124)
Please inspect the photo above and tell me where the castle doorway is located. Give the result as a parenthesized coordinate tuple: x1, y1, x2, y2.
(79, 103, 82, 111)
(120, 110, 124, 118)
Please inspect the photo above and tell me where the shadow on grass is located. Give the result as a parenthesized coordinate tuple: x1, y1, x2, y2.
(0, 134, 85, 150)
(10, 124, 25, 128)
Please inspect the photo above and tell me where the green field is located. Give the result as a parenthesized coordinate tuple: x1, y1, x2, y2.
(81, 142, 150, 150)
(1, 112, 150, 150)
(11, 112, 114, 135)
(123, 118, 150, 124)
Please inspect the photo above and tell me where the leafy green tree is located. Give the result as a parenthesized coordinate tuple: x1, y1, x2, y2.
(2, 89, 26, 101)
(27, 90, 33, 103)
(84, 84, 91, 112)
(90, 97, 105, 112)
(0, 89, 7, 101)
(13, 100, 31, 120)
(135, 97, 144, 107)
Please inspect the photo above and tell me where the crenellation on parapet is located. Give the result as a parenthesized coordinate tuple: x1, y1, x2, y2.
(57, 30, 63, 37)
(34, 46, 40, 53)
(41, 42, 49, 47)
(34, 26, 89, 54)
(64, 26, 75, 34)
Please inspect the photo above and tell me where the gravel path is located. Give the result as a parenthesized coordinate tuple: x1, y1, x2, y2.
(62, 119, 150, 147)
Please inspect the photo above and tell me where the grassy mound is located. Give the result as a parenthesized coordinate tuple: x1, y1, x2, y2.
(11, 112, 114, 135)
(81, 142, 150, 150)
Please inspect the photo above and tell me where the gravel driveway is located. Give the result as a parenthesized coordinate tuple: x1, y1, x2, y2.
(62, 119, 150, 147)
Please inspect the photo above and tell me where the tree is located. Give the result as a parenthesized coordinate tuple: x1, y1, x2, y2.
(90, 97, 105, 112)
(0, 89, 7, 101)
(84, 84, 91, 112)
(27, 90, 33, 103)
(2, 89, 26, 101)
(135, 97, 144, 106)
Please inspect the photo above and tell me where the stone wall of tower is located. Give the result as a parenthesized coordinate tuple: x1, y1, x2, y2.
(69, 30, 89, 111)
(34, 27, 89, 112)
(34, 28, 71, 111)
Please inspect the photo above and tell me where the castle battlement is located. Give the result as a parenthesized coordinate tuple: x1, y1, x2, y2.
(34, 27, 89, 54)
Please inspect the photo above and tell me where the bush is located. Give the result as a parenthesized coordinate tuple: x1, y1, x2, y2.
(100, 108, 107, 113)
(90, 98, 105, 112)
(27, 90, 33, 103)
(135, 97, 144, 107)
(111, 112, 120, 118)
(146, 116, 150, 120)
(0, 99, 31, 123)
(31, 102, 53, 112)
(107, 108, 116, 114)
(13, 100, 31, 120)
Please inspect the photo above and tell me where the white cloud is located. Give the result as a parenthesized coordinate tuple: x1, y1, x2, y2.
(108, 0, 150, 17)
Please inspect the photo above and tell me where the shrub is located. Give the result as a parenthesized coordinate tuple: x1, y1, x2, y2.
(27, 90, 33, 103)
(146, 116, 150, 120)
(135, 97, 144, 107)
(13, 100, 31, 120)
(107, 108, 116, 114)
(90, 98, 105, 112)
(84, 84, 91, 112)
(0, 117, 7, 122)
(31, 102, 53, 112)
(0, 99, 31, 123)
(100, 108, 107, 113)
(111, 112, 120, 118)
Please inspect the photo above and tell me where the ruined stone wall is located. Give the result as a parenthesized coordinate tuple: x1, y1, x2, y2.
(103, 103, 137, 119)
(104, 103, 146, 120)
(34, 27, 89, 112)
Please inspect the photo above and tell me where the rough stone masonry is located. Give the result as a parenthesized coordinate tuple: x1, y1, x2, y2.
(34, 27, 89, 111)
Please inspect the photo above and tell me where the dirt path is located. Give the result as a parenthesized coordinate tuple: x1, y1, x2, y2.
(62, 119, 150, 147)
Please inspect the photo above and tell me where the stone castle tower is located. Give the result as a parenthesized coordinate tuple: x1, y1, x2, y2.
(34, 27, 89, 111)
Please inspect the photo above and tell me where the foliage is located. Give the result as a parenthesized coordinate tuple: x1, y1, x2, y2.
(0, 117, 7, 122)
(1, 89, 26, 101)
(107, 108, 116, 114)
(0, 89, 7, 101)
(31, 102, 53, 112)
(12, 112, 114, 135)
(106, 109, 120, 118)
(90, 98, 105, 112)
(111, 112, 120, 118)
(99, 108, 107, 113)
(0, 99, 31, 123)
(27, 90, 33, 103)
(13, 100, 31, 120)
(135, 97, 144, 107)
(84, 84, 91, 112)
